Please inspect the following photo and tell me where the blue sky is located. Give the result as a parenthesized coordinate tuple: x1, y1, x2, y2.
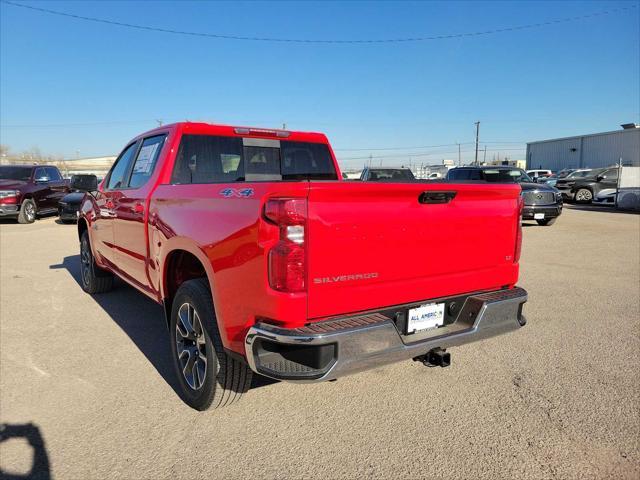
(1, 0, 638, 169)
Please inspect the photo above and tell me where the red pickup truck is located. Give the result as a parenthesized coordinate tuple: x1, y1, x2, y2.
(78, 122, 527, 410)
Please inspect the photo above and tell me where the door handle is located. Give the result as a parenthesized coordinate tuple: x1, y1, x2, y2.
(131, 202, 144, 214)
(418, 191, 457, 204)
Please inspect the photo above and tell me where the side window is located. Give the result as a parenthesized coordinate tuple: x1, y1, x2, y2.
(602, 169, 618, 180)
(45, 167, 62, 181)
(128, 135, 166, 189)
(171, 135, 244, 184)
(34, 167, 49, 181)
(106, 142, 138, 190)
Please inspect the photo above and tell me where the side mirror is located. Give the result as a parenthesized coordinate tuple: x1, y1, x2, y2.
(596, 175, 604, 182)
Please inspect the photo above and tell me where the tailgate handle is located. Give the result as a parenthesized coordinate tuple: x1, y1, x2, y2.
(418, 191, 457, 204)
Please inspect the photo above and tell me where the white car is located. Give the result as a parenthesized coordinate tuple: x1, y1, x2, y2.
(593, 188, 617, 204)
(526, 169, 553, 181)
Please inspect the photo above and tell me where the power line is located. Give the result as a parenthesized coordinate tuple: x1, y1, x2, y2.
(334, 142, 474, 152)
(0, 119, 157, 128)
(2, 0, 636, 44)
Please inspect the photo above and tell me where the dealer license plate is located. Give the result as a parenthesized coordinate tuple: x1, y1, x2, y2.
(407, 303, 445, 334)
(534, 213, 545, 220)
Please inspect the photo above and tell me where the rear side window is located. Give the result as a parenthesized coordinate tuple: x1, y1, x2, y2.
(129, 135, 166, 188)
(106, 142, 138, 190)
(171, 135, 244, 184)
(171, 135, 338, 184)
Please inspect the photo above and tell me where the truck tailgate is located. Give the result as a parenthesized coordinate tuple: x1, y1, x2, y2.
(307, 182, 521, 319)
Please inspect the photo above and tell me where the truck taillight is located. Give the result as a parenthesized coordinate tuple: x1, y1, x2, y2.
(514, 195, 524, 263)
(0, 190, 19, 205)
(265, 198, 307, 292)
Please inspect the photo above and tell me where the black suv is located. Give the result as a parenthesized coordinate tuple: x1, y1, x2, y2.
(447, 166, 563, 226)
(569, 167, 619, 204)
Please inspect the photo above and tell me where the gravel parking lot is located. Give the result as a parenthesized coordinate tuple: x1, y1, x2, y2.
(1, 206, 639, 480)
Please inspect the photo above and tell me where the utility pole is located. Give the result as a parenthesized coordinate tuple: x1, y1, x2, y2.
(156, 119, 163, 127)
(457, 143, 461, 166)
(282, 123, 286, 130)
(483, 145, 487, 164)
(369, 154, 372, 168)
(474, 121, 480, 165)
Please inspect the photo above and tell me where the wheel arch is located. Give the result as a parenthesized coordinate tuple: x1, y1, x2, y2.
(77, 217, 88, 241)
(161, 245, 217, 330)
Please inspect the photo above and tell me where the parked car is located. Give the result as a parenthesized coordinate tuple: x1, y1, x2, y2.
(78, 122, 527, 410)
(526, 169, 553, 181)
(58, 174, 99, 223)
(555, 169, 601, 201)
(0, 165, 69, 223)
(447, 166, 562, 225)
(537, 175, 558, 187)
(592, 188, 617, 204)
(570, 167, 620, 204)
(360, 167, 415, 181)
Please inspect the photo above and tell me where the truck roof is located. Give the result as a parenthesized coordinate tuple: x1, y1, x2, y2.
(132, 122, 330, 145)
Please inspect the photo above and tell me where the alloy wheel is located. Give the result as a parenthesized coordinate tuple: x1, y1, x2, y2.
(80, 237, 92, 287)
(25, 202, 35, 222)
(576, 189, 592, 202)
(175, 302, 208, 390)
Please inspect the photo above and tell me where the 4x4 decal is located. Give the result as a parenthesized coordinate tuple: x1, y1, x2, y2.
(219, 188, 254, 198)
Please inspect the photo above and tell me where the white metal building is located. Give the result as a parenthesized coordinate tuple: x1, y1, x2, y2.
(526, 124, 640, 171)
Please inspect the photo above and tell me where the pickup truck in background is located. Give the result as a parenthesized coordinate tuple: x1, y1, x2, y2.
(78, 122, 528, 410)
(360, 167, 416, 181)
(0, 164, 69, 223)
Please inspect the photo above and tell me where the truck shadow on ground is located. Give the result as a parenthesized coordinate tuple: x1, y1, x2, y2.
(49, 255, 277, 403)
(0, 423, 51, 480)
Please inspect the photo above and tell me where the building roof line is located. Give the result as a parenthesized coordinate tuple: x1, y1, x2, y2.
(527, 127, 640, 145)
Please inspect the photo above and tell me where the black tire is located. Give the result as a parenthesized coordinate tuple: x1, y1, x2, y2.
(17, 199, 37, 224)
(574, 188, 593, 204)
(80, 231, 114, 294)
(536, 217, 557, 226)
(170, 278, 252, 411)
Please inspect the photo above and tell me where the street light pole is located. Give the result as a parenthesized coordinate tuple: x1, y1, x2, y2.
(474, 121, 480, 165)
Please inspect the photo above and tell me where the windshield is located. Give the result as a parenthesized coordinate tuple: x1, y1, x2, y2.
(481, 169, 533, 183)
(0, 166, 33, 181)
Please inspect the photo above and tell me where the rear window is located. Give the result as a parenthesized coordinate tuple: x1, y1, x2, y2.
(367, 169, 414, 181)
(447, 169, 481, 181)
(481, 169, 531, 183)
(0, 166, 33, 181)
(171, 135, 337, 184)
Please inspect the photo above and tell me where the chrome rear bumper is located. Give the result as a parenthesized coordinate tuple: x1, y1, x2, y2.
(245, 287, 527, 382)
